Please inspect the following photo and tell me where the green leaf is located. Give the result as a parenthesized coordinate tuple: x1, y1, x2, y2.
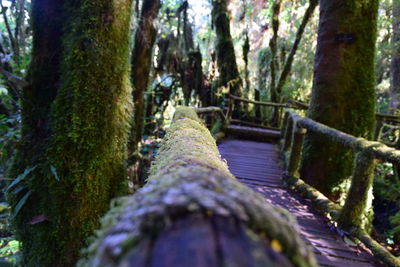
(6, 166, 37, 192)
(50, 165, 60, 181)
(13, 191, 32, 218)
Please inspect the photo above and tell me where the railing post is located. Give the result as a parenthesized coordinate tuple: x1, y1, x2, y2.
(226, 95, 234, 122)
(282, 115, 294, 152)
(287, 125, 307, 177)
(281, 111, 289, 137)
(337, 151, 376, 232)
(373, 119, 384, 141)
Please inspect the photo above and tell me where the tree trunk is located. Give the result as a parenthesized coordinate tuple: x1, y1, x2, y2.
(130, 0, 161, 161)
(256, 48, 271, 122)
(269, 0, 282, 126)
(8, 0, 64, 265)
(390, 0, 400, 112)
(9, 0, 133, 266)
(300, 0, 378, 200)
(212, 0, 242, 97)
(243, 31, 250, 100)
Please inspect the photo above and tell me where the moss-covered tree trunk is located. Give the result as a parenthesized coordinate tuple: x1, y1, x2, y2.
(269, 0, 282, 126)
(130, 0, 161, 160)
(300, 0, 378, 199)
(9, 0, 133, 266)
(390, 0, 400, 112)
(8, 0, 65, 265)
(212, 0, 242, 97)
(256, 48, 271, 122)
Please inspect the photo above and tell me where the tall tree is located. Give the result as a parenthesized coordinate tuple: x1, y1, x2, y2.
(212, 0, 242, 96)
(130, 0, 161, 161)
(9, 0, 133, 265)
(8, 0, 64, 263)
(300, 0, 378, 199)
(268, 0, 282, 126)
(269, 0, 282, 105)
(390, 0, 400, 112)
(275, 0, 318, 97)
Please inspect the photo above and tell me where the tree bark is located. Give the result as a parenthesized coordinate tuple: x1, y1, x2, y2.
(212, 0, 242, 97)
(300, 0, 378, 199)
(390, 0, 400, 112)
(130, 0, 161, 161)
(9, 0, 133, 266)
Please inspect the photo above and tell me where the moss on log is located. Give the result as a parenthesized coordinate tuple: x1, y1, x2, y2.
(79, 107, 317, 267)
(288, 111, 400, 165)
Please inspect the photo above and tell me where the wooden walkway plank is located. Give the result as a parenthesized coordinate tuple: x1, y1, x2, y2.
(218, 139, 380, 267)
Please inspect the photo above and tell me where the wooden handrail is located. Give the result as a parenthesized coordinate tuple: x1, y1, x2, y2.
(228, 94, 400, 124)
(288, 111, 400, 165)
(195, 106, 227, 125)
(281, 110, 400, 267)
(228, 94, 306, 109)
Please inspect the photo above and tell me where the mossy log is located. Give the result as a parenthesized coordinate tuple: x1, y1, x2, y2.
(79, 107, 317, 267)
(354, 230, 400, 267)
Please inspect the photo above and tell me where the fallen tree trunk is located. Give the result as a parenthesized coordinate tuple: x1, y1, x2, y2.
(79, 107, 317, 267)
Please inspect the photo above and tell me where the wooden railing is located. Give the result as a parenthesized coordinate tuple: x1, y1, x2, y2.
(226, 94, 306, 129)
(281, 110, 400, 267)
(197, 97, 400, 266)
(227, 94, 400, 144)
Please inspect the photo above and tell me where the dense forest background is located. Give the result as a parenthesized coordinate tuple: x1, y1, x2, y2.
(0, 0, 398, 265)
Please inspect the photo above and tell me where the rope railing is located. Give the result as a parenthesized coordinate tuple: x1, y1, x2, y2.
(281, 110, 400, 267)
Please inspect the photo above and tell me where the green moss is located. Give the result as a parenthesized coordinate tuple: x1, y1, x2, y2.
(8, 1, 134, 266)
(300, 0, 378, 199)
(211, 0, 242, 96)
(79, 107, 317, 267)
(338, 152, 376, 232)
(6, 0, 66, 265)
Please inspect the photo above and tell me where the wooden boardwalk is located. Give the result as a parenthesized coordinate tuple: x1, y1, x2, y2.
(219, 139, 379, 267)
